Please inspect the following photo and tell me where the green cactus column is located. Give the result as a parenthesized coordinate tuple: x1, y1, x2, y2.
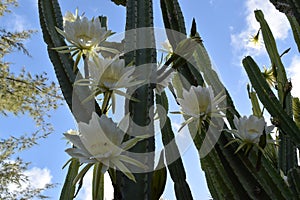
(117, 0, 156, 199)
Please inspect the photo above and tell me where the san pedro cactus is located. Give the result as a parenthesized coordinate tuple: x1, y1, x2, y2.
(38, 0, 299, 199)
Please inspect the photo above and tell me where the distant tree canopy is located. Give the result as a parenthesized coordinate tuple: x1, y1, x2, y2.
(0, 0, 61, 199)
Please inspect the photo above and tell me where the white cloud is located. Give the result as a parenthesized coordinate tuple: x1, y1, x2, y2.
(8, 166, 52, 192)
(287, 55, 300, 98)
(77, 170, 114, 200)
(24, 167, 52, 189)
(230, 0, 290, 59)
(5, 14, 28, 32)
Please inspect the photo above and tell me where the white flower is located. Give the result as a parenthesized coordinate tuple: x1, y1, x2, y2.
(56, 15, 111, 52)
(226, 115, 275, 154)
(233, 115, 264, 143)
(75, 56, 143, 112)
(155, 64, 175, 95)
(54, 10, 118, 69)
(66, 129, 78, 135)
(176, 85, 226, 131)
(90, 57, 138, 92)
(161, 39, 173, 53)
(64, 112, 147, 182)
(161, 39, 173, 60)
(63, 9, 78, 23)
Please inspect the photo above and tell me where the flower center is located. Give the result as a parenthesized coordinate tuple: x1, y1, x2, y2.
(248, 128, 259, 134)
(77, 34, 93, 48)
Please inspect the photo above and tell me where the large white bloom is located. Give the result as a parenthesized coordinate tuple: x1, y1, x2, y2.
(63, 9, 78, 23)
(90, 57, 139, 92)
(226, 115, 275, 154)
(234, 115, 264, 143)
(155, 64, 175, 95)
(176, 85, 226, 131)
(161, 39, 173, 60)
(54, 10, 118, 69)
(64, 112, 147, 181)
(232, 115, 274, 143)
(76, 56, 143, 112)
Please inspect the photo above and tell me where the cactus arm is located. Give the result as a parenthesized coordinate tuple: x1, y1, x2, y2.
(242, 56, 300, 144)
(160, 0, 186, 48)
(150, 151, 167, 200)
(287, 15, 300, 52)
(255, 10, 297, 174)
(174, 18, 294, 199)
(118, 0, 156, 199)
(270, 0, 300, 52)
(59, 159, 80, 200)
(292, 98, 300, 128)
(269, 0, 300, 25)
(287, 0, 300, 22)
(156, 92, 194, 200)
(38, 0, 102, 123)
(255, 10, 288, 105)
(163, 5, 246, 197)
(111, 0, 126, 6)
(160, 0, 198, 87)
(38, 1, 105, 199)
(249, 90, 263, 117)
(172, 74, 242, 199)
(288, 167, 300, 197)
(92, 163, 104, 200)
(247, 12, 297, 174)
(38, 0, 74, 109)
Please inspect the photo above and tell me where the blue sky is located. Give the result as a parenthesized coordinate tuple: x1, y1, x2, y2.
(1, 0, 300, 199)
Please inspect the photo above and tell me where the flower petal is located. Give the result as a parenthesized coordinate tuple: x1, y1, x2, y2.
(110, 158, 136, 182)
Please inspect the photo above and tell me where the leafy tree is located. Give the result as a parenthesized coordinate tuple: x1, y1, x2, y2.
(0, 0, 61, 199)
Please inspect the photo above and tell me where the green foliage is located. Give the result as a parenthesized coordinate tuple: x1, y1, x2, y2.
(0, 66, 61, 133)
(0, 28, 34, 56)
(0, 0, 17, 16)
(0, 2, 61, 134)
(0, 0, 61, 199)
(0, 136, 55, 199)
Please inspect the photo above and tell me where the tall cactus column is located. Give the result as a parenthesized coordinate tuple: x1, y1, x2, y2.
(117, 0, 156, 199)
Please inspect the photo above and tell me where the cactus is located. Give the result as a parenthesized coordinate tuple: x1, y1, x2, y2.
(270, 0, 300, 25)
(254, 10, 298, 174)
(287, 15, 300, 52)
(38, 0, 102, 123)
(116, 0, 156, 199)
(38, 0, 299, 199)
(111, 0, 126, 6)
(270, 1, 300, 52)
(150, 151, 167, 200)
(156, 92, 193, 200)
